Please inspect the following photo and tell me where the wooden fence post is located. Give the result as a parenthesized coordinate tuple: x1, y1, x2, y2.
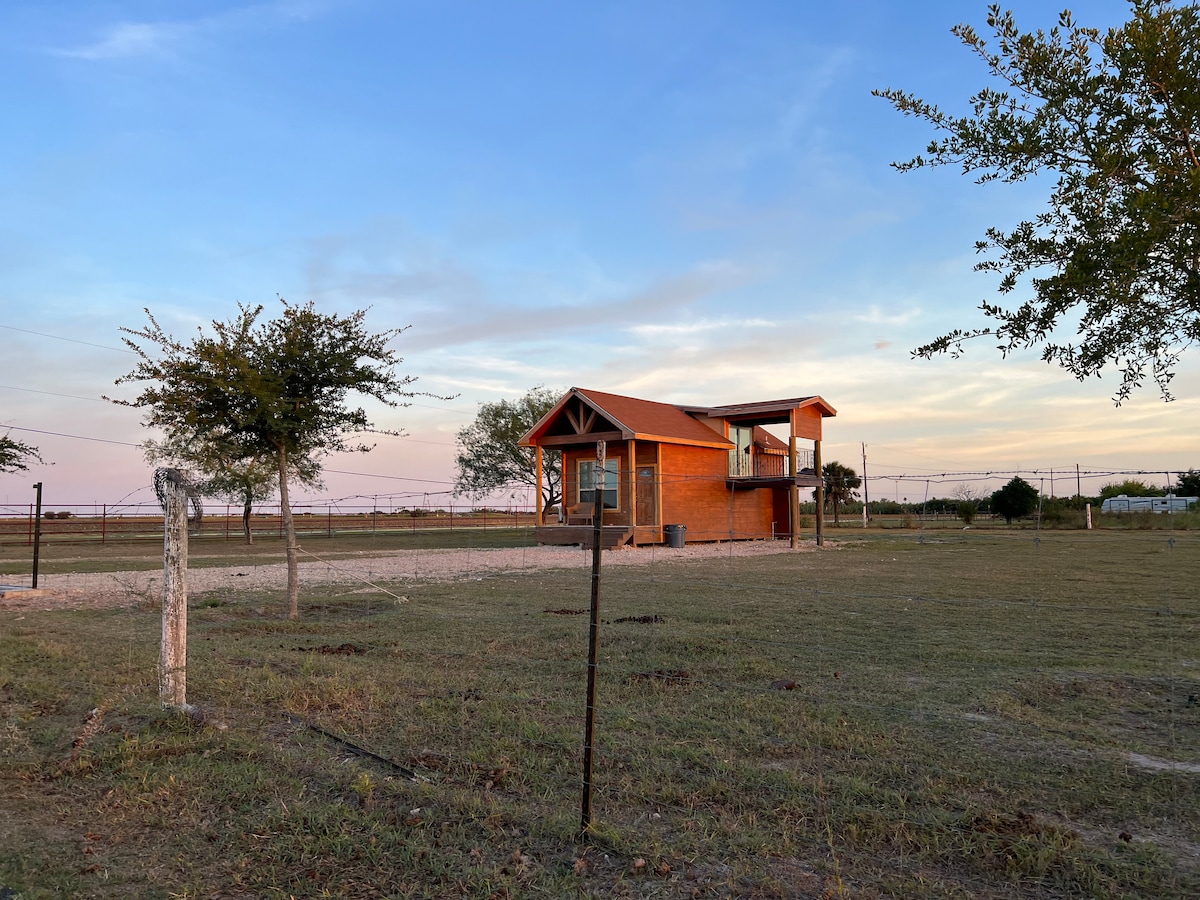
(160, 478, 189, 710)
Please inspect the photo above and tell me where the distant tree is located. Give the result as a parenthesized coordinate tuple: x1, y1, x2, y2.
(1098, 479, 1166, 500)
(1172, 468, 1200, 497)
(112, 301, 431, 619)
(990, 476, 1039, 525)
(815, 461, 862, 525)
(0, 433, 41, 474)
(144, 432, 321, 544)
(953, 484, 986, 525)
(453, 387, 563, 516)
(875, 2, 1200, 402)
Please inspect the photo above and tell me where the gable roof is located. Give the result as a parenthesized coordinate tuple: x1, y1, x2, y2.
(520, 387, 732, 449)
(520, 387, 835, 450)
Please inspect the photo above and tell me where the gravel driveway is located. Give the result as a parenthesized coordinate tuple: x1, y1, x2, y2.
(2, 540, 814, 611)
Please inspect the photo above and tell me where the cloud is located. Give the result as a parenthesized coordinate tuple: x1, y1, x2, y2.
(51, 2, 334, 62)
(56, 22, 183, 61)
(628, 317, 772, 338)
(855, 304, 920, 326)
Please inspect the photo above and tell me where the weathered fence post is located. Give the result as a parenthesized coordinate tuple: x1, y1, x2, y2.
(161, 477, 189, 709)
(155, 469, 201, 712)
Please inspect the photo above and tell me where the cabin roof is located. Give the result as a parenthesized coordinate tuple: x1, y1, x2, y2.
(677, 396, 837, 423)
(519, 387, 835, 448)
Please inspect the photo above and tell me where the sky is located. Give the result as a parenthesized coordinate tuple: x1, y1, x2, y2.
(1, 0, 1196, 513)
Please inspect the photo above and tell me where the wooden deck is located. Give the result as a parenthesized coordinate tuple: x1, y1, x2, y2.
(534, 525, 635, 549)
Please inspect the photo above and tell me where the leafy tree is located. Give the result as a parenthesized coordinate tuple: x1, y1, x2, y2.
(144, 432, 321, 544)
(1098, 479, 1165, 499)
(990, 476, 1039, 524)
(1175, 468, 1200, 496)
(953, 484, 986, 525)
(113, 301, 427, 619)
(0, 433, 41, 474)
(815, 461, 861, 525)
(454, 387, 563, 516)
(875, 2, 1200, 402)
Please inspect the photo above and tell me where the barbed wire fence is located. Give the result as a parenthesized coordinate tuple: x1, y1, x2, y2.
(2, 469, 1197, 895)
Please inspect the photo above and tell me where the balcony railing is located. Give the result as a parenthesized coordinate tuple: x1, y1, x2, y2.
(728, 449, 815, 478)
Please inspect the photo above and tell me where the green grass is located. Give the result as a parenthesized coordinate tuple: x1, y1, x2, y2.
(0, 525, 537, 576)
(1, 531, 1197, 897)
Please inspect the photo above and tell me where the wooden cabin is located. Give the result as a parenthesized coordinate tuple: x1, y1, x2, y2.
(519, 387, 836, 548)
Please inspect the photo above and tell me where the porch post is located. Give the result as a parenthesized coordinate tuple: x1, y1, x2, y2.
(788, 435, 800, 549)
(628, 439, 637, 546)
(535, 445, 544, 525)
(814, 438, 824, 547)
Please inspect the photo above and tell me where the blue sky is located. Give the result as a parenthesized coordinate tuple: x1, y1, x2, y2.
(1, 0, 1195, 508)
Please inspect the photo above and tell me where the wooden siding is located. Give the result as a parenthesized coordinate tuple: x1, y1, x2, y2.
(659, 444, 777, 542)
(792, 406, 824, 441)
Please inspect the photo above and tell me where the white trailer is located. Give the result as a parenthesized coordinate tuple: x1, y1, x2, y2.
(1101, 494, 1198, 514)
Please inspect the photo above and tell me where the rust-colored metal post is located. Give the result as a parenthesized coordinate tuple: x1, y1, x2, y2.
(580, 439, 606, 837)
(31, 483, 43, 587)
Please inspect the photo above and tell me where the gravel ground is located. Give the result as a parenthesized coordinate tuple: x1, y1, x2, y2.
(1, 540, 816, 612)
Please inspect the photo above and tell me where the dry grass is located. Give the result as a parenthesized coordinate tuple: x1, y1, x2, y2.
(0, 528, 1197, 898)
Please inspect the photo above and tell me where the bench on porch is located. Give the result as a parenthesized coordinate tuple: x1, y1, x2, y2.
(564, 503, 593, 526)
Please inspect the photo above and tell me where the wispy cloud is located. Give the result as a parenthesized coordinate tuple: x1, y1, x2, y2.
(52, 1, 333, 62)
(628, 317, 772, 338)
(854, 304, 920, 326)
(57, 21, 183, 61)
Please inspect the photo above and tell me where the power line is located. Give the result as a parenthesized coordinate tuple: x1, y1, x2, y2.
(324, 468, 454, 486)
(0, 424, 140, 447)
(0, 384, 107, 403)
(0, 324, 133, 354)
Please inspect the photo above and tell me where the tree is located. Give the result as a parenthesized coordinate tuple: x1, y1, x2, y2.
(453, 387, 563, 515)
(990, 476, 1039, 524)
(953, 484, 987, 525)
(815, 461, 861, 525)
(144, 432, 321, 544)
(113, 301, 427, 619)
(1098, 479, 1165, 499)
(1175, 468, 1200, 496)
(0, 433, 41, 474)
(875, 2, 1200, 402)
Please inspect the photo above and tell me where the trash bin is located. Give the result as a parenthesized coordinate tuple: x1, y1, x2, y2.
(664, 524, 686, 548)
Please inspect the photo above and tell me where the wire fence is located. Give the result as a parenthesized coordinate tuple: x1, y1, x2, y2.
(3, 479, 1198, 895)
(0, 501, 539, 547)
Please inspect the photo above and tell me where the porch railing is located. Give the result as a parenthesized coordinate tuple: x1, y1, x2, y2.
(728, 449, 816, 478)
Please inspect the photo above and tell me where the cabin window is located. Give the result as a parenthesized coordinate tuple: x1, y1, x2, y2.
(578, 459, 619, 510)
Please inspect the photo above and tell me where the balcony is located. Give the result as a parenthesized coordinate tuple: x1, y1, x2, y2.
(727, 449, 817, 481)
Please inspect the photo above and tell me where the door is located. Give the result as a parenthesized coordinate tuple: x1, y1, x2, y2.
(635, 466, 658, 526)
(729, 425, 753, 476)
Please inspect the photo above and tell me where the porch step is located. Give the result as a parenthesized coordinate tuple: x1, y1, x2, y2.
(582, 527, 635, 550)
(535, 525, 635, 549)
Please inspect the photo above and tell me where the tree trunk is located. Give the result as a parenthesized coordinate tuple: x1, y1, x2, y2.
(241, 490, 254, 545)
(277, 445, 300, 619)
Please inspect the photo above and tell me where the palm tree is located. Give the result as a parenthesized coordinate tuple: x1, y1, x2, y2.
(817, 462, 861, 525)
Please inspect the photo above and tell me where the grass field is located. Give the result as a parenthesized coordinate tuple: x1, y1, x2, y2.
(1, 529, 1197, 898)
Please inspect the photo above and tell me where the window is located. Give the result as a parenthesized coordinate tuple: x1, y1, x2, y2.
(578, 459, 619, 510)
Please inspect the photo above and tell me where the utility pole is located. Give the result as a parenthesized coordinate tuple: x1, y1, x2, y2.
(1076, 463, 1081, 499)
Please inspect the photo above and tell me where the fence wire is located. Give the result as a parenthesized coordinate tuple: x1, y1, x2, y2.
(1, 481, 1197, 898)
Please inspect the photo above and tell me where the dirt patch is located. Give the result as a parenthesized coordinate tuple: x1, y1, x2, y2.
(1, 541, 813, 612)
